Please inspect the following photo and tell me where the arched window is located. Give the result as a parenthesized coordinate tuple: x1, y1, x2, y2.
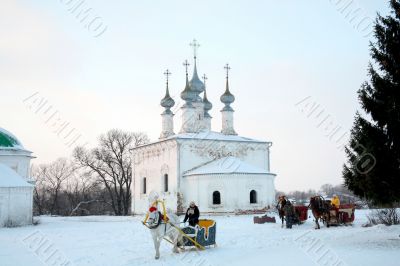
(142, 177, 147, 194)
(213, 191, 221, 205)
(250, 190, 257, 204)
(164, 174, 168, 192)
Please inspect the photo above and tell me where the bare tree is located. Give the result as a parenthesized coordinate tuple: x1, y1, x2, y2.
(320, 184, 334, 197)
(73, 130, 149, 216)
(32, 158, 76, 215)
(31, 166, 46, 215)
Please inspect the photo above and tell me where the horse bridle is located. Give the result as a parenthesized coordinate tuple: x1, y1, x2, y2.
(147, 211, 163, 229)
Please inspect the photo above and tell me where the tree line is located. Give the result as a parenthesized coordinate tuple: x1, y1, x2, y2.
(32, 130, 149, 216)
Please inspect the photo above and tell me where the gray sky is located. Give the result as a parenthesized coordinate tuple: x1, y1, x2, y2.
(0, 0, 391, 192)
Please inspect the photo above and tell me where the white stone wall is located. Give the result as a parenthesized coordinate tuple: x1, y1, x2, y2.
(179, 139, 270, 173)
(221, 110, 237, 135)
(132, 140, 179, 214)
(0, 187, 33, 227)
(183, 173, 275, 213)
(0, 153, 32, 179)
(160, 113, 175, 139)
(180, 106, 197, 133)
(178, 138, 273, 210)
(203, 117, 212, 131)
(131, 136, 275, 214)
(192, 101, 205, 132)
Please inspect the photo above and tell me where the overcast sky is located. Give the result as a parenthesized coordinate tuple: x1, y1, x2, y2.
(0, 0, 391, 192)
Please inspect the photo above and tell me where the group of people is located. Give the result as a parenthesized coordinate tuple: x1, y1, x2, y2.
(156, 194, 341, 228)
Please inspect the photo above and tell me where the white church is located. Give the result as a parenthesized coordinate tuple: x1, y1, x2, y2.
(0, 128, 34, 227)
(132, 41, 276, 214)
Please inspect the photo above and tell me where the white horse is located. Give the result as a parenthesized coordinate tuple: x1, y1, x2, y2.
(146, 192, 184, 260)
(148, 209, 183, 259)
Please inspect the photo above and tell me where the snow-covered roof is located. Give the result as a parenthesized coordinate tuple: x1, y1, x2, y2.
(0, 163, 33, 188)
(0, 127, 24, 150)
(167, 131, 267, 143)
(184, 156, 273, 176)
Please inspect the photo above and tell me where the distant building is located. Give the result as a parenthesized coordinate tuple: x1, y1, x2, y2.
(132, 41, 276, 214)
(0, 128, 34, 227)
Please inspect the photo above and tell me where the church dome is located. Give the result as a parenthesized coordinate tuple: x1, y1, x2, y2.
(160, 86, 175, 111)
(220, 79, 235, 111)
(189, 61, 205, 102)
(181, 72, 197, 104)
(0, 128, 23, 149)
(189, 71, 205, 94)
(203, 94, 212, 112)
(161, 95, 175, 109)
(203, 82, 212, 112)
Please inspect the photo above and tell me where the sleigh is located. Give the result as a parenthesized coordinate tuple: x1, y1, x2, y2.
(181, 219, 217, 248)
(254, 214, 276, 224)
(294, 206, 308, 223)
(324, 204, 355, 226)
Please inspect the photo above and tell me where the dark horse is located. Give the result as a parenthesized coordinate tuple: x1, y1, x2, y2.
(309, 196, 331, 229)
(276, 198, 287, 228)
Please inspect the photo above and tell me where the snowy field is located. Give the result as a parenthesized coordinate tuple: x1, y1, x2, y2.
(1, 210, 399, 266)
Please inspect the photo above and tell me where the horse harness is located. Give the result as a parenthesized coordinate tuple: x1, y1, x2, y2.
(147, 211, 170, 234)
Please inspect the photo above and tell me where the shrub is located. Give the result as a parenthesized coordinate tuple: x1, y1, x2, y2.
(366, 208, 400, 226)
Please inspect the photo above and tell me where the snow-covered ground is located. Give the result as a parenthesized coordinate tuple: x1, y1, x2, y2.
(1, 210, 399, 266)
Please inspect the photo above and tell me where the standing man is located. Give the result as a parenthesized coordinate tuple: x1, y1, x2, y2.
(184, 201, 200, 227)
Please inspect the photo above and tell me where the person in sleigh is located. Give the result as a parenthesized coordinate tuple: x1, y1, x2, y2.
(183, 201, 200, 227)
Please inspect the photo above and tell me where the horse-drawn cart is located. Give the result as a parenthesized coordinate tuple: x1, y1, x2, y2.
(309, 196, 356, 229)
(255, 205, 308, 227)
(294, 205, 308, 223)
(143, 197, 217, 259)
(324, 204, 355, 226)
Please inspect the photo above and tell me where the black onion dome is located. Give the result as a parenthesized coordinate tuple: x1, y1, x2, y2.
(220, 78, 235, 111)
(189, 61, 205, 96)
(160, 85, 175, 111)
(181, 73, 197, 104)
(203, 89, 212, 112)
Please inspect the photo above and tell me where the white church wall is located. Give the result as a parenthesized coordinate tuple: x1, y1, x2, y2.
(178, 139, 273, 211)
(178, 139, 270, 173)
(132, 140, 179, 214)
(0, 187, 33, 227)
(183, 174, 275, 213)
(131, 136, 275, 214)
(0, 154, 31, 179)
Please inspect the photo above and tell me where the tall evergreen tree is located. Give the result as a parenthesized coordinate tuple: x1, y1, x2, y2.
(343, 0, 400, 206)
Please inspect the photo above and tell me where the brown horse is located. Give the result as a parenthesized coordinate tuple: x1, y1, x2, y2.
(276, 198, 287, 228)
(309, 196, 331, 229)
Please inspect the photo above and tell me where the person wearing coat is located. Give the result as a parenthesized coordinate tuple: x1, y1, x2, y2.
(184, 201, 200, 227)
(331, 195, 341, 208)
